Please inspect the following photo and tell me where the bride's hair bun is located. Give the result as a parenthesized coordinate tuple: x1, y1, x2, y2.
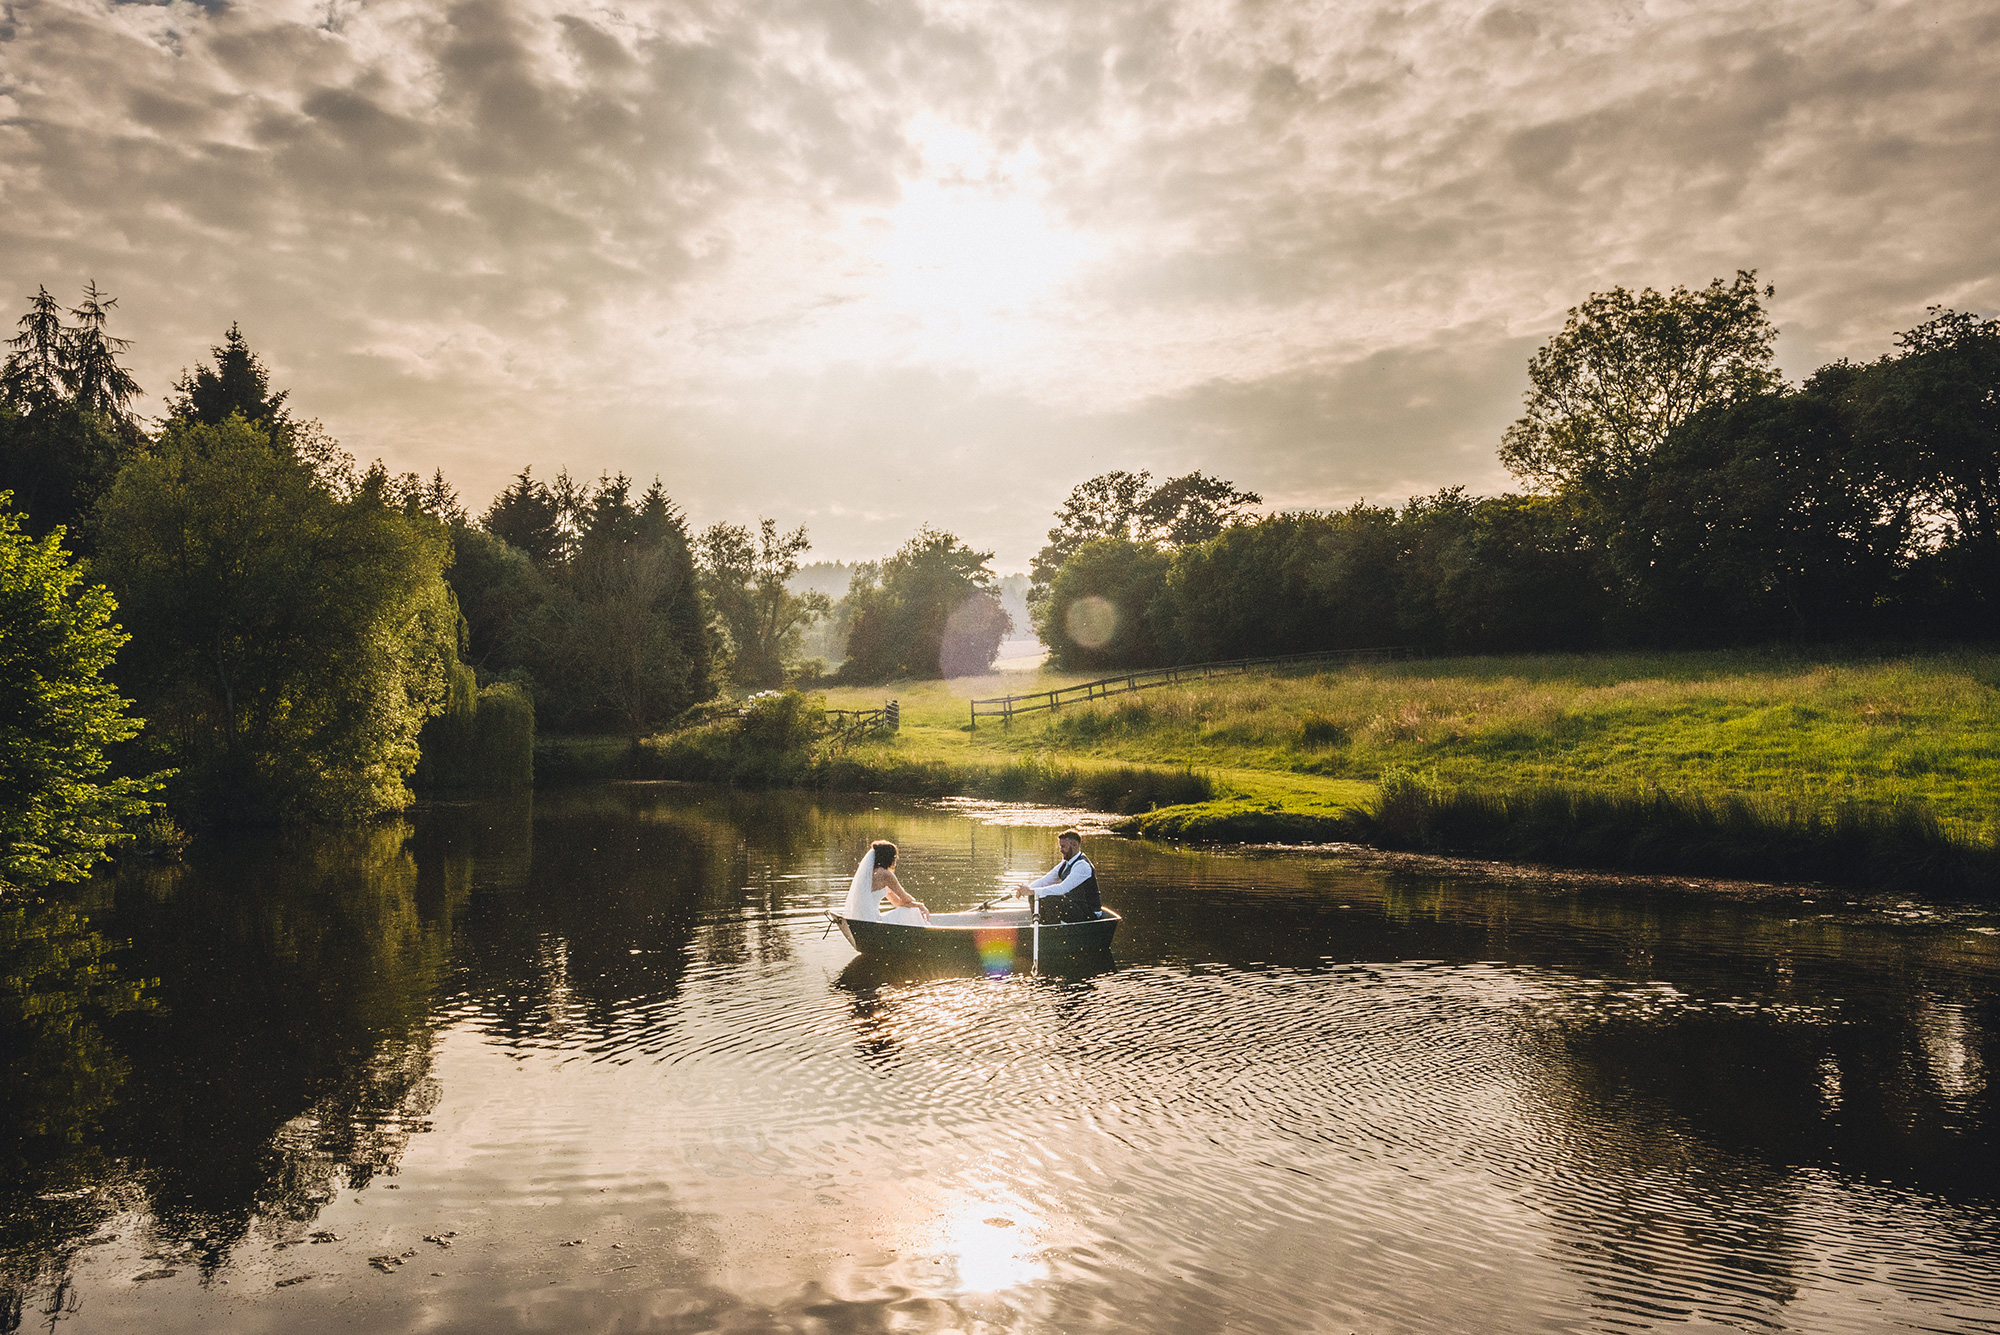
(870, 839, 898, 867)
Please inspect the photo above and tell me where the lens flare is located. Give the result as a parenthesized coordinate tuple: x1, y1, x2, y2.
(1065, 595, 1118, 650)
(974, 927, 1017, 975)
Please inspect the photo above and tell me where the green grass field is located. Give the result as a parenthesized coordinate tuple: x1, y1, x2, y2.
(816, 648, 2000, 835)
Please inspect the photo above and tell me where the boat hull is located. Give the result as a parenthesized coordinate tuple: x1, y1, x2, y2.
(833, 907, 1119, 967)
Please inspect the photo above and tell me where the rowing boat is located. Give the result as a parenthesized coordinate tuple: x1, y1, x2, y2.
(830, 903, 1119, 968)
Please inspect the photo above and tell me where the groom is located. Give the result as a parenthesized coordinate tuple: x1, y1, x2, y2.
(1013, 828, 1101, 924)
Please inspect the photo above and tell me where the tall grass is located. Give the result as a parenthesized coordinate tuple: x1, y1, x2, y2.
(1365, 769, 2000, 894)
(1036, 648, 2000, 824)
(1115, 768, 2000, 894)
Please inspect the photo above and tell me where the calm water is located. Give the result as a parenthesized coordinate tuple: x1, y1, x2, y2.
(4, 784, 1999, 1334)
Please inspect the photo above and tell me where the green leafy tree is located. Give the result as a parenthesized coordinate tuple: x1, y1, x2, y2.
(1028, 470, 1261, 626)
(1425, 492, 1608, 652)
(94, 416, 460, 823)
(1042, 538, 1174, 670)
(0, 495, 161, 891)
(839, 526, 1010, 682)
(1606, 392, 1903, 641)
(697, 518, 831, 687)
(1168, 508, 1405, 660)
(482, 473, 713, 734)
(1499, 271, 1782, 492)
(1832, 309, 2000, 606)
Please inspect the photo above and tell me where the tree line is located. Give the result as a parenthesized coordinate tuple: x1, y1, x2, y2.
(0, 285, 1014, 880)
(1036, 273, 2000, 668)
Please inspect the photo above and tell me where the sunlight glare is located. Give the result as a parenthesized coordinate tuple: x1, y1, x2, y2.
(941, 1196, 1045, 1293)
(853, 176, 1100, 350)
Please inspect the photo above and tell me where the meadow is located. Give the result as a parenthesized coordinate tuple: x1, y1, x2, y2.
(809, 648, 2000, 888)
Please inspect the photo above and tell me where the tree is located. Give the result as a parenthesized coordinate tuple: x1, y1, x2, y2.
(1166, 507, 1404, 661)
(1042, 538, 1173, 670)
(1028, 469, 1261, 622)
(482, 466, 565, 567)
(94, 416, 460, 823)
(1499, 271, 1782, 493)
(1832, 309, 2000, 607)
(697, 518, 831, 687)
(61, 283, 143, 434)
(475, 472, 713, 734)
(553, 476, 710, 735)
(839, 526, 1010, 682)
(1605, 391, 1903, 641)
(1139, 471, 1263, 546)
(0, 495, 161, 891)
(0, 285, 146, 542)
(166, 323, 291, 437)
(0, 287, 67, 413)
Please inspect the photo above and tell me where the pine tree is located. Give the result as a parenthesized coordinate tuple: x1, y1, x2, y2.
(168, 322, 291, 435)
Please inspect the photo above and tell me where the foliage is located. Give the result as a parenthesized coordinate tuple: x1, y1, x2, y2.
(0, 286, 147, 543)
(1499, 271, 1781, 492)
(1166, 507, 1405, 660)
(1606, 392, 1905, 641)
(93, 416, 460, 823)
(837, 526, 1011, 683)
(1826, 308, 2000, 610)
(646, 690, 830, 786)
(417, 675, 533, 790)
(166, 323, 292, 438)
(1028, 469, 1261, 619)
(482, 466, 566, 566)
(463, 470, 713, 736)
(1042, 537, 1174, 670)
(0, 497, 162, 890)
(698, 518, 831, 687)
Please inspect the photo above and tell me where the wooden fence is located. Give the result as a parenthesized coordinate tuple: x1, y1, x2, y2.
(968, 647, 1416, 728)
(826, 701, 900, 738)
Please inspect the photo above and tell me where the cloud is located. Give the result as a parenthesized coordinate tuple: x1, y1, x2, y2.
(1, 0, 1994, 568)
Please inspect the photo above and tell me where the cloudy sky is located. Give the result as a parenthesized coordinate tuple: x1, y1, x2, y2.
(3, 0, 1995, 568)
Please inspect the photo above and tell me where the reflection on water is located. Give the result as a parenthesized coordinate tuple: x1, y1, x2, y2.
(3, 784, 1998, 1333)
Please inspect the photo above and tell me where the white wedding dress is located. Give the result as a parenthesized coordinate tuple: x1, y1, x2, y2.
(841, 848, 926, 925)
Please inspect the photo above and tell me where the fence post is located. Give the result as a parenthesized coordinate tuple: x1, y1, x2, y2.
(969, 700, 976, 731)
(887, 700, 899, 732)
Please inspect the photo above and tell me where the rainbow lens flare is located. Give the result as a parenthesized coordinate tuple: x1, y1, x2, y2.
(974, 927, 1018, 976)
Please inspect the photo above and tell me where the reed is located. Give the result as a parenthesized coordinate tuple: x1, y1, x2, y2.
(1116, 769, 2000, 894)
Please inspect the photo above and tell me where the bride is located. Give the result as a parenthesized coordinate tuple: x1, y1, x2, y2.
(841, 840, 929, 924)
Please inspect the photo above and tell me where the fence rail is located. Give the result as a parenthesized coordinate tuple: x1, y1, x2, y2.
(827, 701, 900, 738)
(969, 647, 1417, 728)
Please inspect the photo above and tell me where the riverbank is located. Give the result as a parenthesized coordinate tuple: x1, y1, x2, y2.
(807, 647, 2000, 892)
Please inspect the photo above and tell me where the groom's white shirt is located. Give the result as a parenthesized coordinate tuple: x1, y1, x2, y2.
(1028, 854, 1093, 900)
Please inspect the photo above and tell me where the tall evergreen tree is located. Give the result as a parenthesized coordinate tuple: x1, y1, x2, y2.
(0, 284, 144, 542)
(482, 466, 565, 567)
(64, 284, 143, 433)
(167, 323, 291, 434)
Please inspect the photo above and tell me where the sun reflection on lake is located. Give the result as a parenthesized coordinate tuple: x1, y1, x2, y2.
(936, 1195, 1045, 1293)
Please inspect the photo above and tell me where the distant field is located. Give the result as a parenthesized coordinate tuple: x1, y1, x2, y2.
(817, 648, 2000, 832)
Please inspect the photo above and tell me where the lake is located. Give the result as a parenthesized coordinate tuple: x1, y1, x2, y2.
(4, 784, 1998, 1334)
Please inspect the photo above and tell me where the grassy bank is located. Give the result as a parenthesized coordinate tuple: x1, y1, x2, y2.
(810, 648, 2000, 891)
(539, 697, 1216, 816)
